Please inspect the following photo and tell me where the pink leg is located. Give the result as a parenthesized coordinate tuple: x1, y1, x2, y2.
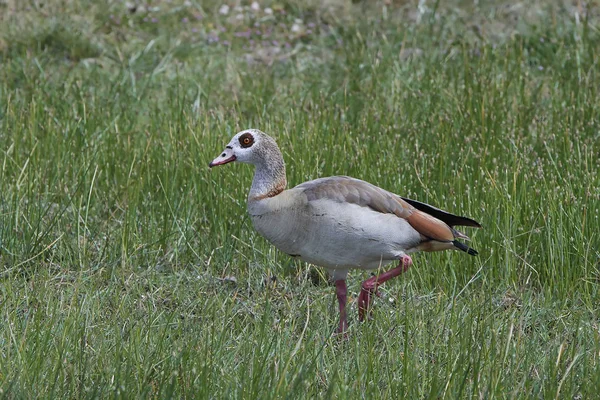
(358, 255, 413, 321)
(335, 280, 349, 333)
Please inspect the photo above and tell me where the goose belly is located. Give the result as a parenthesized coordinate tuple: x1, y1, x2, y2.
(250, 201, 421, 270)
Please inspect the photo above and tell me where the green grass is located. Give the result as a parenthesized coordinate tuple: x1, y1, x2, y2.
(1, 0, 600, 398)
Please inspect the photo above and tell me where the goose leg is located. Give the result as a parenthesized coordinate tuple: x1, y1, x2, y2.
(358, 255, 413, 321)
(335, 280, 349, 333)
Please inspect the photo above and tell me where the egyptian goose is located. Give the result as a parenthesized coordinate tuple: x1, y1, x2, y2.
(209, 129, 482, 333)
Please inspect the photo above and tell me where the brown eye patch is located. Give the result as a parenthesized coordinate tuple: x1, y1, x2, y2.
(239, 132, 254, 148)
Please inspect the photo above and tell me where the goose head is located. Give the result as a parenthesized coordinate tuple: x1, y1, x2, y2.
(209, 129, 287, 199)
(209, 129, 275, 167)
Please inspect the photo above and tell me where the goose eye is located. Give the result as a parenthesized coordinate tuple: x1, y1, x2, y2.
(239, 133, 254, 148)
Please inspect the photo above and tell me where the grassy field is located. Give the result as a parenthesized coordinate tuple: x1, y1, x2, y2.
(1, 0, 600, 398)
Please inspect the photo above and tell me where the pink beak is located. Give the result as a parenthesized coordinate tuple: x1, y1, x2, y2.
(209, 148, 236, 168)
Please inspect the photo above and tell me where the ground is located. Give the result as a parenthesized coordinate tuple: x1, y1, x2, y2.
(1, 0, 599, 398)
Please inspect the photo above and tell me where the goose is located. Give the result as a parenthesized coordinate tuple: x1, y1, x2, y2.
(209, 129, 482, 333)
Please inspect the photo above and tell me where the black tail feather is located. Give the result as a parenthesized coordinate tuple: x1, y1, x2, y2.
(452, 240, 478, 256)
(401, 197, 482, 228)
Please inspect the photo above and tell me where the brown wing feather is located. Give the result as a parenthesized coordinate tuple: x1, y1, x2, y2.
(405, 211, 454, 242)
(300, 176, 410, 217)
(297, 176, 455, 242)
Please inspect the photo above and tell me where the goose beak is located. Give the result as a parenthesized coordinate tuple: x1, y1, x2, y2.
(209, 147, 236, 168)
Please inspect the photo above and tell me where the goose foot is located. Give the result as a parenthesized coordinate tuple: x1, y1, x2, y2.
(358, 255, 413, 321)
